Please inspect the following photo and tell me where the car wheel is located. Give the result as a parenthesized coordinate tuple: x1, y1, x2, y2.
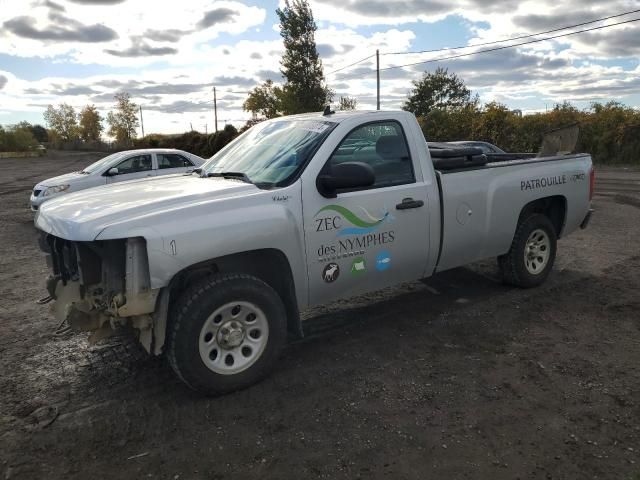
(167, 273, 287, 396)
(498, 214, 557, 288)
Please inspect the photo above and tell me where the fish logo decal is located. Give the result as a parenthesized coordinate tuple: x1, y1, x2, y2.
(316, 205, 391, 236)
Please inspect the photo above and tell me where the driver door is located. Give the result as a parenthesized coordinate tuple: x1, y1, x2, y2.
(106, 153, 156, 184)
(302, 120, 430, 306)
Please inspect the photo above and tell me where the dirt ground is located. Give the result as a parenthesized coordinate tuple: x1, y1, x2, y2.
(1, 153, 639, 480)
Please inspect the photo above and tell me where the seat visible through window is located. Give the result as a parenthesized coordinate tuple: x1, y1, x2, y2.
(115, 154, 152, 174)
(158, 153, 193, 169)
(327, 121, 415, 189)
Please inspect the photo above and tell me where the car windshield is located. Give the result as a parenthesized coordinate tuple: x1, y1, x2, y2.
(202, 119, 336, 186)
(82, 152, 126, 173)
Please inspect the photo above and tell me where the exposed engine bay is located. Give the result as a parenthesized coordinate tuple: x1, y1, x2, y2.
(39, 233, 161, 352)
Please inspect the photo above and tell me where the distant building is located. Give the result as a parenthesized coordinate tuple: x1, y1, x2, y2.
(511, 109, 523, 117)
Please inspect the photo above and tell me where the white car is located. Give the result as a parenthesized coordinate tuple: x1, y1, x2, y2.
(30, 149, 205, 210)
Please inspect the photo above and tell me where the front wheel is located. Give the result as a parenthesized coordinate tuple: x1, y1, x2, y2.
(167, 273, 287, 396)
(498, 214, 557, 288)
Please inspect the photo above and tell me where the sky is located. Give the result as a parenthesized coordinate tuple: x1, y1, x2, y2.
(0, 0, 639, 136)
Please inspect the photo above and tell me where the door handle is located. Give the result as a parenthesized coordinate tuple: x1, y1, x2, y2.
(396, 198, 424, 210)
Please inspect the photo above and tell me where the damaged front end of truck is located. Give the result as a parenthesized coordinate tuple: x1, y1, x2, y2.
(38, 233, 163, 352)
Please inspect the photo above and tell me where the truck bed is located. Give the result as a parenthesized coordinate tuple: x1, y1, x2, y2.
(432, 151, 592, 273)
(428, 143, 584, 173)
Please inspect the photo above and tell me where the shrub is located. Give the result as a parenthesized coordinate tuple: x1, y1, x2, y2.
(417, 101, 640, 164)
(0, 124, 39, 152)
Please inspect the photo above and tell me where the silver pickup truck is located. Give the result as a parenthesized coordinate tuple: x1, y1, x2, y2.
(34, 110, 594, 395)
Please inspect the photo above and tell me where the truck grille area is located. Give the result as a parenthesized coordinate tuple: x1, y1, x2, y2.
(42, 234, 80, 285)
(39, 234, 126, 292)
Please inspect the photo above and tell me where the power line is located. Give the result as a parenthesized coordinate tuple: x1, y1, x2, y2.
(381, 17, 640, 71)
(326, 53, 376, 76)
(333, 17, 640, 78)
(384, 8, 640, 56)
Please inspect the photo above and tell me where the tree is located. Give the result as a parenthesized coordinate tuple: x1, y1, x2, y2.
(276, 0, 332, 114)
(338, 96, 357, 111)
(107, 92, 139, 144)
(243, 80, 282, 119)
(403, 67, 476, 117)
(44, 103, 79, 142)
(30, 124, 48, 143)
(0, 123, 38, 152)
(78, 105, 103, 142)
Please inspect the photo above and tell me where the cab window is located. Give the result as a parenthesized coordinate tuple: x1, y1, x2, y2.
(158, 153, 194, 169)
(114, 154, 152, 174)
(327, 121, 414, 189)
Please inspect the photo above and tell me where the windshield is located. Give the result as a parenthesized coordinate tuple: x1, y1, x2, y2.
(202, 119, 336, 186)
(82, 152, 126, 173)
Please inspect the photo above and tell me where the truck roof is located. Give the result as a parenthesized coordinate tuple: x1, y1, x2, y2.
(282, 110, 403, 123)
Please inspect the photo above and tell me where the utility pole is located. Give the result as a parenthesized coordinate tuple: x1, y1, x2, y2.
(213, 86, 218, 133)
(139, 105, 145, 138)
(205, 124, 208, 134)
(376, 49, 380, 111)
(190, 122, 193, 131)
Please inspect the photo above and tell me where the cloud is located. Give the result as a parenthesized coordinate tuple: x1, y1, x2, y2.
(512, 11, 598, 31)
(212, 76, 256, 87)
(145, 29, 187, 42)
(67, 0, 125, 4)
(145, 100, 213, 113)
(131, 82, 210, 95)
(317, 44, 338, 57)
(256, 69, 284, 82)
(55, 85, 99, 95)
(105, 39, 178, 57)
(197, 7, 237, 29)
(0, 75, 7, 90)
(3, 15, 117, 42)
(42, 0, 65, 12)
(0, 1, 266, 66)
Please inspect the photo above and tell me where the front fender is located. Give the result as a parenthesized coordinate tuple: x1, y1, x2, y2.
(98, 184, 308, 308)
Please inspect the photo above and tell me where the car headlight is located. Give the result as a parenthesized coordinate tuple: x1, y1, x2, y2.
(42, 185, 70, 197)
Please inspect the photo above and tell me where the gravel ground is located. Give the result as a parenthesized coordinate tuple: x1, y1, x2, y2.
(1, 154, 639, 480)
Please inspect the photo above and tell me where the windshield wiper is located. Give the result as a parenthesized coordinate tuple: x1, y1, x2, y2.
(207, 171, 253, 184)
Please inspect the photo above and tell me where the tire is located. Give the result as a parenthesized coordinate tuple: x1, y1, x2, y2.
(167, 273, 287, 396)
(498, 214, 557, 288)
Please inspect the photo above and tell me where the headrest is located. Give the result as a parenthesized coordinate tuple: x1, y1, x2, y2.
(376, 135, 408, 160)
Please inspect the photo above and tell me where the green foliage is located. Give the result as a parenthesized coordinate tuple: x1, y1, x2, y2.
(44, 103, 79, 143)
(14, 121, 48, 143)
(134, 124, 239, 158)
(243, 80, 282, 119)
(276, 0, 332, 114)
(338, 96, 357, 111)
(418, 99, 640, 164)
(107, 92, 139, 145)
(30, 124, 48, 143)
(79, 104, 103, 142)
(0, 123, 39, 152)
(404, 67, 477, 117)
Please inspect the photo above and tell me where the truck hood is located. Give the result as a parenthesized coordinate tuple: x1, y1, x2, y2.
(35, 174, 258, 240)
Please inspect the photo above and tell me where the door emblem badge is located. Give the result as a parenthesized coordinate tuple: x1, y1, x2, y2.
(322, 263, 340, 283)
(376, 251, 391, 271)
(350, 257, 366, 275)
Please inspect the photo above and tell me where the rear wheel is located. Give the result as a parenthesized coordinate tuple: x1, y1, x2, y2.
(498, 214, 557, 288)
(167, 273, 287, 396)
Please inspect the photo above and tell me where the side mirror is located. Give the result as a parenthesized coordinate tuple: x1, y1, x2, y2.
(316, 161, 375, 198)
(106, 167, 119, 176)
